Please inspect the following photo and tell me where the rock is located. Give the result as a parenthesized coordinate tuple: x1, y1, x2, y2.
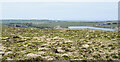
(7, 57, 13, 60)
(82, 44, 89, 48)
(41, 44, 48, 47)
(53, 37, 59, 39)
(66, 52, 73, 56)
(4, 51, 12, 55)
(38, 51, 46, 55)
(2, 37, 9, 40)
(0, 52, 4, 55)
(26, 53, 40, 58)
(65, 40, 73, 43)
(42, 56, 55, 60)
(62, 54, 69, 57)
(38, 47, 49, 51)
(0, 46, 5, 50)
(58, 49, 65, 53)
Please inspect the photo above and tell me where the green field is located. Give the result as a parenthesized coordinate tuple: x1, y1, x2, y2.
(2, 20, 118, 29)
(1, 27, 119, 61)
(32, 22, 102, 28)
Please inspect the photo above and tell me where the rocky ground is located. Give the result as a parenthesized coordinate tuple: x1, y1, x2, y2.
(0, 43, 5, 59)
(1, 27, 120, 61)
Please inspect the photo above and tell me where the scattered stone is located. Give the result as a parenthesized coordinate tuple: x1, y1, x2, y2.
(2, 37, 9, 40)
(38, 51, 46, 55)
(7, 57, 13, 60)
(65, 40, 73, 43)
(38, 47, 49, 51)
(53, 37, 59, 39)
(26, 53, 40, 58)
(0, 52, 4, 55)
(82, 44, 89, 48)
(42, 56, 55, 60)
(62, 54, 69, 56)
(57, 49, 65, 53)
(4, 51, 12, 55)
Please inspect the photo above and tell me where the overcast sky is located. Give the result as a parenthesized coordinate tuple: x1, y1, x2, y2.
(1, 2, 118, 21)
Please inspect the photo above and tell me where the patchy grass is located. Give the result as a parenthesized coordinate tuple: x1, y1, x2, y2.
(1, 27, 119, 61)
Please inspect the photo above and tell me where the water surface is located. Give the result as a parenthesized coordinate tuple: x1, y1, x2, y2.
(68, 26, 115, 31)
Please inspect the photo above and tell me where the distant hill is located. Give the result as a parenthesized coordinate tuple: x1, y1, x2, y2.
(2, 19, 57, 23)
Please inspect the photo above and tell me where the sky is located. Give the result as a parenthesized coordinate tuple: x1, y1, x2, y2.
(0, 0, 119, 2)
(1, 2, 118, 21)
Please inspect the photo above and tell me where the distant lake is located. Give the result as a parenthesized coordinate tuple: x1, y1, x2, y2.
(68, 26, 115, 31)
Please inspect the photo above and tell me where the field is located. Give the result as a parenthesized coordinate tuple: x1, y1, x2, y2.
(33, 22, 102, 28)
(1, 27, 119, 61)
(2, 20, 118, 29)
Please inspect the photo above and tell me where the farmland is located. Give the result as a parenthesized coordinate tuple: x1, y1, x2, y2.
(1, 26, 119, 61)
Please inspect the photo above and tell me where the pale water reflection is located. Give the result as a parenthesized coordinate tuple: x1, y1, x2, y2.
(68, 26, 115, 31)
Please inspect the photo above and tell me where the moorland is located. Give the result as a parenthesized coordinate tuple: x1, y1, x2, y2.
(0, 20, 119, 61)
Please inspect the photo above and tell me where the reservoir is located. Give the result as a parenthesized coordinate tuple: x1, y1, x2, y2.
(68, 26, 115, 31)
